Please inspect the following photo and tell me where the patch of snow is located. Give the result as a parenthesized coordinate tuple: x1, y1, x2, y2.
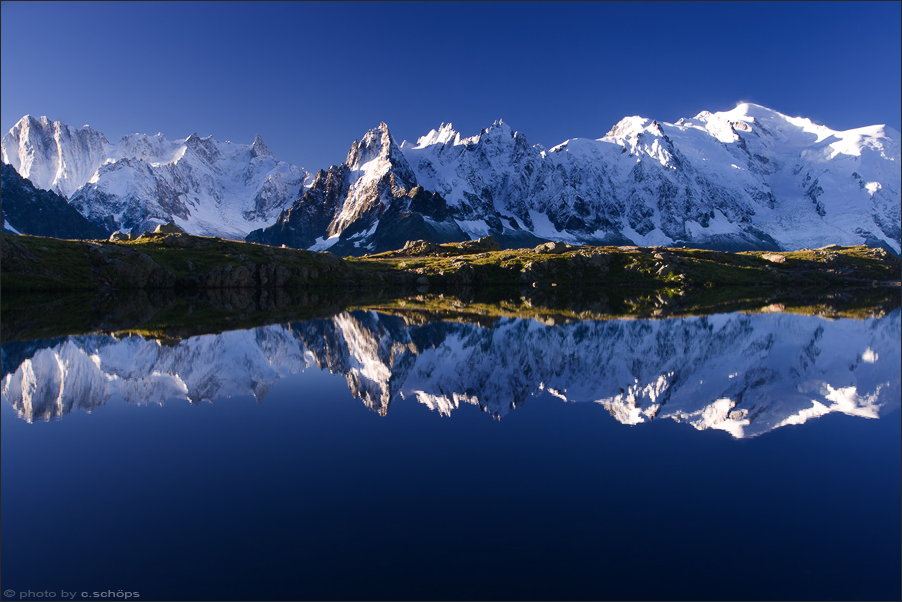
(456, 219, 492, 239)
(308, 234, 340, 251)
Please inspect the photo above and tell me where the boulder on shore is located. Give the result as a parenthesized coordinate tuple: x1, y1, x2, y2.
(535, 241, 574, 255)
(154, 222, 186, 235)
(400, 240, 441, 256)
(459, 236, 499, 252)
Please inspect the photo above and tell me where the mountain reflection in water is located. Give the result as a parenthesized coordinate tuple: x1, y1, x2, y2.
(3, 307, 899, 437)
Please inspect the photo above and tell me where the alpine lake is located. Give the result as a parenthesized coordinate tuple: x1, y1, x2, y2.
(2, 283, 900, 601)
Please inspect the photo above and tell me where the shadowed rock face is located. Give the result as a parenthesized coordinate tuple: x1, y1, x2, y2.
(3, 306, 899, 439)
(247, 164, 351, 250)
(1, 164, 108, 239)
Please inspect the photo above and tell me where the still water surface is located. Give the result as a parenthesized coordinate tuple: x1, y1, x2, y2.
(2, 305, 900, 600)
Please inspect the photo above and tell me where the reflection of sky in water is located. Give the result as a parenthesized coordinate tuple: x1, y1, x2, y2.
(3, 309, 900, 438)
(1, 311, 900, 601)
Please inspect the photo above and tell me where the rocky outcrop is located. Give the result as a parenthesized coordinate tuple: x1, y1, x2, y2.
(534, 241, 576, 254)
(398, 240, 442, 256)
(154, 222, 186, 234)
(458, 236, 500, 252)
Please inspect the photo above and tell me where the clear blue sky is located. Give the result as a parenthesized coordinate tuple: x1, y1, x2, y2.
(2, 1, 900, 172)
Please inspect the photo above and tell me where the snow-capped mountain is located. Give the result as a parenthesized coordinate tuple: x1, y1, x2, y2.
(247, 122, 467, 253)
(1, 115, 311, 238)
(4, 309, 899, 438)
(252, 104, 901, 255)
(1, 115, 111, 199)
(404, 105, 900, 253)
(4, 105, 899, 252)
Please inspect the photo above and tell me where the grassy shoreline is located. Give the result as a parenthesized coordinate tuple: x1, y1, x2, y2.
(2, 232, 899, 294)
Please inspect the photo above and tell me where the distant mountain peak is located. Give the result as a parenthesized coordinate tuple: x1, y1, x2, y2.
(251, 133, 273, 158)
(2, 116, 310, 238)
(412, 122, 461, 148)
(604, 115, 651, 138)
(1, 115, 112, 198)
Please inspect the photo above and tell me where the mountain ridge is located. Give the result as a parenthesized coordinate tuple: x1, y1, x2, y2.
(3, 105, 899, 254)
(1, 116, 311, 238)
(252, 103, 901, 255)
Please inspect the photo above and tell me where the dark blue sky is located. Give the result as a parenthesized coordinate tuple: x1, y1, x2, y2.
(2, 1, 900, 171)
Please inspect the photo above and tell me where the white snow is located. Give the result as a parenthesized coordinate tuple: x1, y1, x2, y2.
(308, 234, 341, 251)
(2, 116, 309, 239)
(3, 219, 22, 234)
(4, 103, 899, 253)
(456, 219, 492, 239)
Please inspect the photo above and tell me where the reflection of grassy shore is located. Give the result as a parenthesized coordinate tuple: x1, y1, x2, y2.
(3, 283, 898, 345)
(356, 285, 901, 327)
(2, 232, 899, 293)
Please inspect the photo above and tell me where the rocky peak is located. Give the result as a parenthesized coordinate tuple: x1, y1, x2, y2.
(251, 133, 273, 159)
(1, 115, 111, 197)
(473, 119, 514, 142)
(341, 123, 416, 192)
(184, 132, 220, 164)
(346, 122, 398, 170)
(413, 122, 462, 148)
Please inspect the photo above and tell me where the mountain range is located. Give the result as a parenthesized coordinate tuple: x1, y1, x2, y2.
(1, 115, 310, 239)
(2, 105, 899, 255)
(3, 310, 899, 438)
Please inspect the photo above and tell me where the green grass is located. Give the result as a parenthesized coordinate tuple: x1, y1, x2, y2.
(352, 243, 899, 288)
(3, 233, 898, 294)
(1, 235, 99, 290)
